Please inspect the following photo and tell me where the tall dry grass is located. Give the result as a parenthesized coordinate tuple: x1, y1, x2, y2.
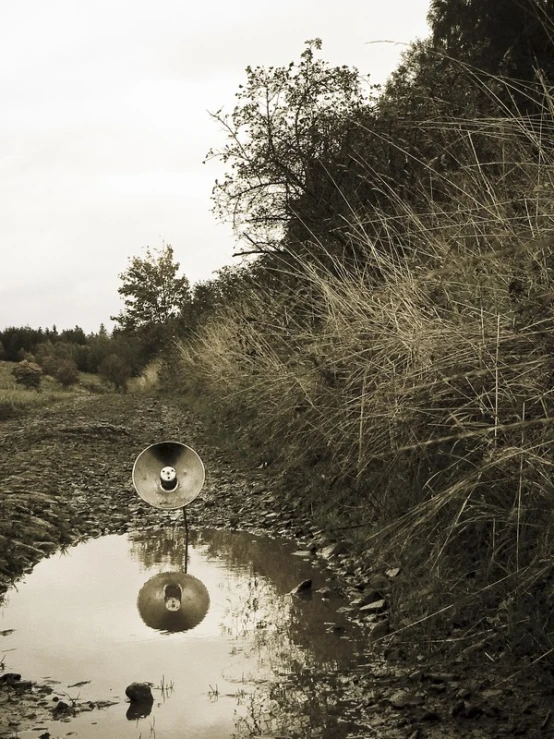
(175, 95, 554, 653)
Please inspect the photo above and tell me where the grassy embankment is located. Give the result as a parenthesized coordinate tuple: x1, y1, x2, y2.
(167, 96, 554, 662)
(0, 358, 161, 421)
(0, 361, 108, 420)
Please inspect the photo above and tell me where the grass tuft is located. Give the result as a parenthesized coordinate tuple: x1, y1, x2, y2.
(171, 86, 554, 661)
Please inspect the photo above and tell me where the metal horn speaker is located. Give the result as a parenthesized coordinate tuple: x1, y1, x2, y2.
(137, 571, 210, 632)
(132, 441, 205, 510)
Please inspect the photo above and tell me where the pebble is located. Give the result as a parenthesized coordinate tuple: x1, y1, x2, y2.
(425, 672, 457, 683)
(320, 542, 346, 558)
(389, 690, 424, 708)
(359, 599, 387, 614)
(289, 578, 312, 595)
(369, 619, 390, 640)
(352, 590, 383, 607)
(125, 683, 154, 704)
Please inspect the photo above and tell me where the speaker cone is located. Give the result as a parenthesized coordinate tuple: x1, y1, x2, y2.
(137, 571, 210, 632)
(132, 441, 205, 509)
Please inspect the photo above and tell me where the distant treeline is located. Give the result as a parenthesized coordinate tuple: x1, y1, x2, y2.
(0, 324, 144, 376)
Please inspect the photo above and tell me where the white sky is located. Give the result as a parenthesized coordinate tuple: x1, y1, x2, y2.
(0, 0, 431, 333)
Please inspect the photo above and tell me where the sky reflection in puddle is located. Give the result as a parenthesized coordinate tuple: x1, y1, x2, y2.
(1, 528, 365, 738)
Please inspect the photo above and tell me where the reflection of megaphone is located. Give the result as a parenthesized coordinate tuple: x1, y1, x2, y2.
(137, 572, 210, 632)
(132, 441, 205, 510)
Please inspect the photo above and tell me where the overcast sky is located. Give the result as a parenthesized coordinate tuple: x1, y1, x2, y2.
(1, 0, 430, 333)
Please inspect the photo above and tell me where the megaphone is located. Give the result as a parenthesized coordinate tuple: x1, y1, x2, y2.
(132, 441, 205, 510)
(137, 571, 210, 632)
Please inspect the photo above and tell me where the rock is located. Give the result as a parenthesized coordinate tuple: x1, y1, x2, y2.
(368, 573, 390, 591)
(482, 703, 501, 718)
(290, 579, 312, 595)
(421, 710, 441, 722)
(126, 701, 153, 719)
(456, 687, 472, 699)
(426, 672, 458, 683)
(317, 586, 334, 598)
(351, 590, 382, 607)
(386, 567, 401, 578)
(125, 682, 154, 704)
(359, 599, 387, 615)
(384, 647, 407, 662)
(320, 542, 346, 558)
(0, 672, 22, 684)
(13, 680, 33, 691)
(464, 702, 483, 719)
(369, 619, 390, 640)
(451, 699, 482, 719)
(482, 688, 504, 700)
(389, 690, 424, 708)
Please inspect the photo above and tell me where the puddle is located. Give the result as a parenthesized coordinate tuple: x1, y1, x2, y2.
(0, 528, 366, 738)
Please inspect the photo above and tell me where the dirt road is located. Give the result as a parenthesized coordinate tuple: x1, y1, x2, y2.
(0, 393, 551, 738)
(0, 392, 271, 594)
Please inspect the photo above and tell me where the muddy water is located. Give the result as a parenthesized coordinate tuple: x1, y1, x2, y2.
(1, 528, 366, 738)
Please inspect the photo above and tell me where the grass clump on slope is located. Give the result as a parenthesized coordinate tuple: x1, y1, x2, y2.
(171, 97, 554, 661)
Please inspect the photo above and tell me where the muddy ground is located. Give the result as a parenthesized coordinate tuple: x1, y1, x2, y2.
(0, 393, 552, 738)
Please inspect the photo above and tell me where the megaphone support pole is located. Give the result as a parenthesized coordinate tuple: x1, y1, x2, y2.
(182, 506, 189, 536)
(182, 506, 189, 573)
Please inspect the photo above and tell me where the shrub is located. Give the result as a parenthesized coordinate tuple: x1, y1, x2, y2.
(35, 343, 57, 375)
(16, 350, 36, 362)
(40, 355, 60, 377)
(80, 380, 107, 394)
(12, 360, 43, 389)
(98, 353, 130, 392)
(54, 358, 79, 388)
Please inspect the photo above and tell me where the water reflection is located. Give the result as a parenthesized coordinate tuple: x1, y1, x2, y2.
(137, 571, 210, 632)
(129, 525, 190, 569)
(133, 526, 210, 634)
(130, 527, 357, 668)
(125, 699, 153, 721)
(1, 527, 365, 739)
